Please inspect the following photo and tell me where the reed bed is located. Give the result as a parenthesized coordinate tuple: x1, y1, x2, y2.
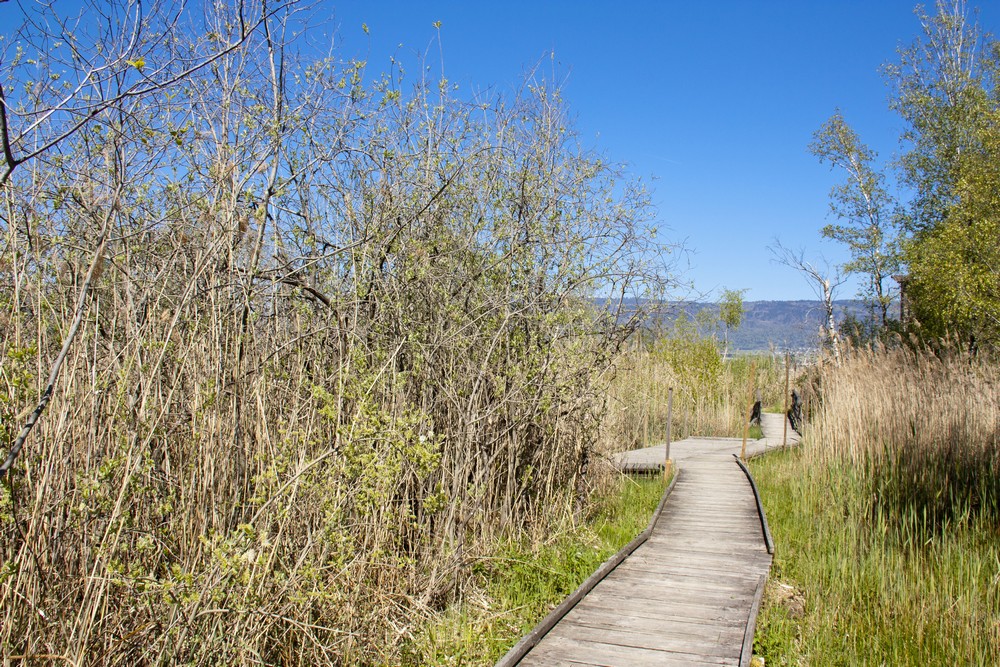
(603, 339, 786, 453)
(801, 344, 1000, 526)
(752, 344, 1000, 665)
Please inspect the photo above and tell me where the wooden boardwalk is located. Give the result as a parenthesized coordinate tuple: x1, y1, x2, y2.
(503, 414, 797, 667)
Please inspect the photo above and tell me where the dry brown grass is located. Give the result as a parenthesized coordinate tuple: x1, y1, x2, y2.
(799, 343, 1000, 525)
(602, 340, 786, 455)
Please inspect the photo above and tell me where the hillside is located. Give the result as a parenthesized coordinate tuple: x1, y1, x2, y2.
(654, 299, 875, 352)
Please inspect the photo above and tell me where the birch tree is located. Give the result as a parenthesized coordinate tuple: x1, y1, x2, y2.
(770, 242, 846, 363)
(810, 112, 899, 326)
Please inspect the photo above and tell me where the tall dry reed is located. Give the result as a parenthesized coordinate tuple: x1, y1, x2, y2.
(800, 344, 1000, 526)
(601, 337, 786, 455)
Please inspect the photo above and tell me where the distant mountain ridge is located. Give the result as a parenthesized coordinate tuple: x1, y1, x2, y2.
(638, 299, 875, 352)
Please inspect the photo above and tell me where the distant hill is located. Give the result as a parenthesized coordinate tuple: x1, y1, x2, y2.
(634, 299, 876, 353)
(725, 300, 870, 352)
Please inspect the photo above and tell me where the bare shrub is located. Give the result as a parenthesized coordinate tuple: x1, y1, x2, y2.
(0, 3, 674, 664)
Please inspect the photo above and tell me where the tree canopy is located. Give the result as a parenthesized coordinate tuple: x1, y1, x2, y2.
(814, 0, 1000, 349)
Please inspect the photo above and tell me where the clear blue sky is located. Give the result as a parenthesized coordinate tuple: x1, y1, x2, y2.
(319, 1, 1000, 301)
(8, 1, 995, 300)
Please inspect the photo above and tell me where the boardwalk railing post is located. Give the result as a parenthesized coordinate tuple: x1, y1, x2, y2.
(644, 404, 649, 448)
(741, 361, 756, 461)
(664, 387, 673, 479)
(782, 352, 790, 448)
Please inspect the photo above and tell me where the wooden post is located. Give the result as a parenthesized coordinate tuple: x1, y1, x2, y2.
(644, 404, 649, 448)
(782, 352, 790, 447)
(740, 361, 757, 461)
(682, 402, 688, 439)
(664, 387, 673, 479)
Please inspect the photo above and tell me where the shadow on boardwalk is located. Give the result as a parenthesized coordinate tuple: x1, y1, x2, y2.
(499, 413, 798, 667)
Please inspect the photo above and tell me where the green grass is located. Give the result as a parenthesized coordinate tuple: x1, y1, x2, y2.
(750, 448, 1000, 665)
(405, 474, 667, 666)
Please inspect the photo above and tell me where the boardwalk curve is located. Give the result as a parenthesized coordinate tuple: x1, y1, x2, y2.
(498, 413, 796, 667)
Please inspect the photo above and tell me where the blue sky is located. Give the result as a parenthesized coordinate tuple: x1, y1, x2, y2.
(6, 1, 994, 300)
(321, 1, 1000, 301)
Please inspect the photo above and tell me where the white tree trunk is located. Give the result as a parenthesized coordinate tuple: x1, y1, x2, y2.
(823, 278, 842, 364)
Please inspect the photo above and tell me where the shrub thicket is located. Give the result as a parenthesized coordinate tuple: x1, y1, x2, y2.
(0, 3, 671, 663)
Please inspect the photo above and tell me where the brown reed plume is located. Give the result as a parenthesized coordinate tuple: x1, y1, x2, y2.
(800, 343, 999, 528)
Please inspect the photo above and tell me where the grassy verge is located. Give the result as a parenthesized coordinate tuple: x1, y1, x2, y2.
(405, 473, 668, 665)
(751, 444, 1000, 665)
(750, 346, 999, 665)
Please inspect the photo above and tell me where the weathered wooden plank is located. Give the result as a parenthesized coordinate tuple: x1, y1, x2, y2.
(626, 553, 749, 568)
(585, 583, 753, 607)
(663, 504, 754, 512)
(583, 574, 755, 600)
(548, 621, 742, 659)
(640, 539, 764, 556)
(622, 561, 754, 578)
(662, 500, 756, 511)
(554, 610, 746, 644)
(503, 434, 780, 666)
(628, 545, 764, 561)
(645, 530, 766, 545)
(519, 634, 738, 667)
(608, 563, 762, 586)
(631, 543, 771, 561)
(571, 597, 748, 627)
(599, 569, 757, 595)
(649, 525, 761, 537)
(660, 516, 756, 525)
(627, 556, 769, 573)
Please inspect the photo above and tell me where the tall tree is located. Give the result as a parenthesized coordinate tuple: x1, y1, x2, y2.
(810, 112, 899, 326)
(886, 0, 990, 237)
(770, 242, 846, 364)
(886, 0, 1000, 346)
(717, 287, 746, 360)
(904, 101, 1000, 347)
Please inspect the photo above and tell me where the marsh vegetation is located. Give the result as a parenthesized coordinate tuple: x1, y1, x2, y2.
(0, 2, 679, 663)
(752, 345, 1000, 665)
(2, 1, 998, 665)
